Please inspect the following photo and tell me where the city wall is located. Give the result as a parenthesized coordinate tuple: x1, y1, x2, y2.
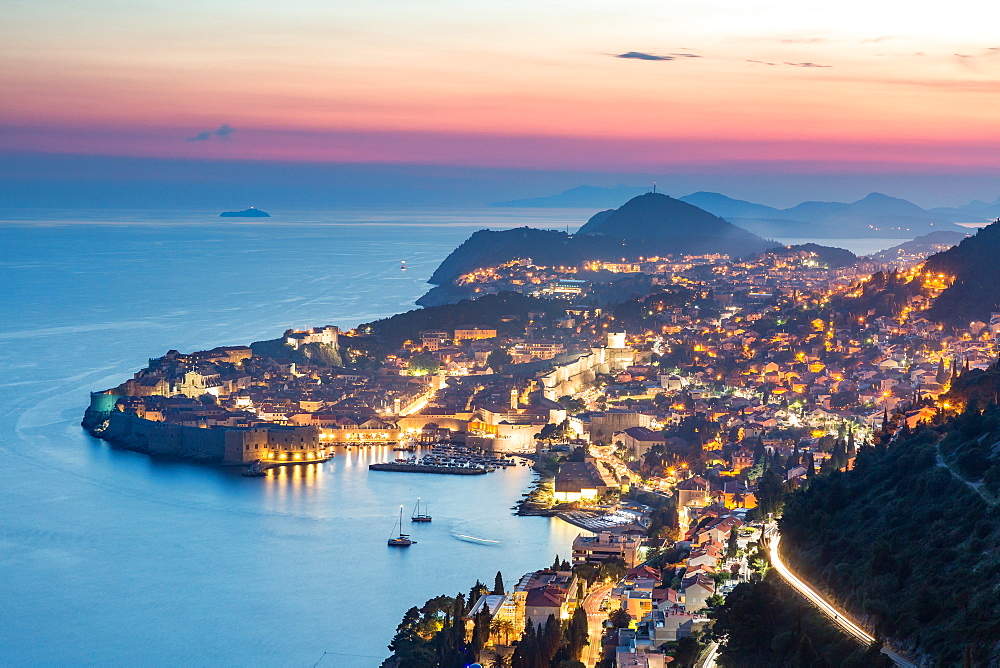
(538, 344, 633, 401)
(86, 407, 324, 465)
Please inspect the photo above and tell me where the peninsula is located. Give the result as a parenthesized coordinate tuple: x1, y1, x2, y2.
(80, 210, 1000, 667)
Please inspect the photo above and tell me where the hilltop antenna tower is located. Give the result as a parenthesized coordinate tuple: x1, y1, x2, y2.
(652, 182, 657, 194)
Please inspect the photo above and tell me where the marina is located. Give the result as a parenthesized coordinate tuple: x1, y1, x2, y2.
(369, 444, 521, 475)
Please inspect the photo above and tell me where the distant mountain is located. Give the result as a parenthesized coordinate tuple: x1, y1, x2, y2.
(865, 230, 968, 264)
(726, 217, 823, 239)
(493, 185, 647, 208)
(930, 197, 1000, 220)
(632, 190, 987, 238)
(679, 191, 782, 219)
(220, 207, 269, 217)
(423, 193, 779, 302)
(783, 192, 924, 219)
(924, 221, 1000, 326)
(772, 192, 960, 237)
(494, 187, 998, 237)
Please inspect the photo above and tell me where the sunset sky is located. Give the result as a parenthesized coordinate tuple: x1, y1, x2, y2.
(4, 0, 1000, 204)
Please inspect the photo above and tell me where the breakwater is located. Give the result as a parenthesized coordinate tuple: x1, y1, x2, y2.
(368, 463, 487, 475)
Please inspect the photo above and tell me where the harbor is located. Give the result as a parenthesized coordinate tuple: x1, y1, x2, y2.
(369, 444, 522, 475)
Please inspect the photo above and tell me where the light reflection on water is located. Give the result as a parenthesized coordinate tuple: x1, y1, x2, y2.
(0, 217, 581, 667)
(0, 212, 889, 666)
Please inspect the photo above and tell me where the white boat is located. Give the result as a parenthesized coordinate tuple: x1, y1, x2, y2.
(411, 498, 432, 523)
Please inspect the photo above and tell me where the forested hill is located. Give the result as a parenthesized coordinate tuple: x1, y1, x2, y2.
(576, 192, 772, 255)
(924, 219, 1000, 325)
(779, 405, 1000, 665)
(427, 193, 778, 286)
(428, 227, 615, 285)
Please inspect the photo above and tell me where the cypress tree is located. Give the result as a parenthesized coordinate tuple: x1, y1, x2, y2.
(541, 614, 561, 663)
(493, 571, 505, 595)
(512, 618, 538, 668)
(469, 580, 488, 605)
(726, 527, 739, 559)
(566, 606, 590, 661)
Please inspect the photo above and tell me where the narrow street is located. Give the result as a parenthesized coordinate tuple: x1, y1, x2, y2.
(581, 582, 614, 668)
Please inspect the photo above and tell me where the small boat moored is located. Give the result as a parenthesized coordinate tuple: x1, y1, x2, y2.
(388, 506, 414, 546)
(411, 498, 432, 523)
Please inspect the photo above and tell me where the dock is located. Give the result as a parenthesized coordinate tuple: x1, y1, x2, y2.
(368, 463, 488, 475)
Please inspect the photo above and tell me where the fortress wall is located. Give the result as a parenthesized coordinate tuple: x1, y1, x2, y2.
(96, 413, 323, 464)
(540, 348, 608, 401)
(101, 411, 227, 462)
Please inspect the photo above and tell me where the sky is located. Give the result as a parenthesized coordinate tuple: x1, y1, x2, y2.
(3, 0, 1000, 207)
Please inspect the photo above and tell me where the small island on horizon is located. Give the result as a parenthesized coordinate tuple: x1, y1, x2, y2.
(220, 207, 270, 218)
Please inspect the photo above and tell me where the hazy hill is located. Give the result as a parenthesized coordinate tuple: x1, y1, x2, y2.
(923, 221, 1000, 325)
(727, 217, 825, 239)
(498, 186, 990, 238)
(931, 196, 1000, 220)
(493, 185, 646, 208)
(678, 191, 782, 219)
(782, 192, 926, 219)
(865, 230, 968, 264)
(762, 242, 857, 268)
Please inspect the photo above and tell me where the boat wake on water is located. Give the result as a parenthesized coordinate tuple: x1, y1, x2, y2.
(452, 533, 502, 546)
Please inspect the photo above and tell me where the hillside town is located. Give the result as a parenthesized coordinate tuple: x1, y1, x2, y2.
(82, 234, 1000, 667)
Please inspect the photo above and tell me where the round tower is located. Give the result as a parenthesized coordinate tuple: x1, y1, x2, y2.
(89, 391, 121, 414)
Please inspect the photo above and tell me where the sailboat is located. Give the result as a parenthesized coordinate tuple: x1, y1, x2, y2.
(388, 506, 414, 546)
(411, 498, 432, 523)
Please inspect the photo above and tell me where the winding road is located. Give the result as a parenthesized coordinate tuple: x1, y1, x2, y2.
(765, 527, 917, 668)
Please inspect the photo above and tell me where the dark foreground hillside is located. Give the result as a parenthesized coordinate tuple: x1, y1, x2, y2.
(713, 576, 890, 668)
(780, 408, 1000, 666)
(924, 220, 1000, 326)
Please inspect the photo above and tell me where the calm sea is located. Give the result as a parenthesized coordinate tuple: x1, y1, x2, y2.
(0, 208, 902, 666)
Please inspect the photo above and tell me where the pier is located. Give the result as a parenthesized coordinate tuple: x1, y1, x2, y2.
(368, 462, 487, 475)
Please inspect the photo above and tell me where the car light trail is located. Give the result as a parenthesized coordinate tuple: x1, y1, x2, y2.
(767, 528, 916, 668)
